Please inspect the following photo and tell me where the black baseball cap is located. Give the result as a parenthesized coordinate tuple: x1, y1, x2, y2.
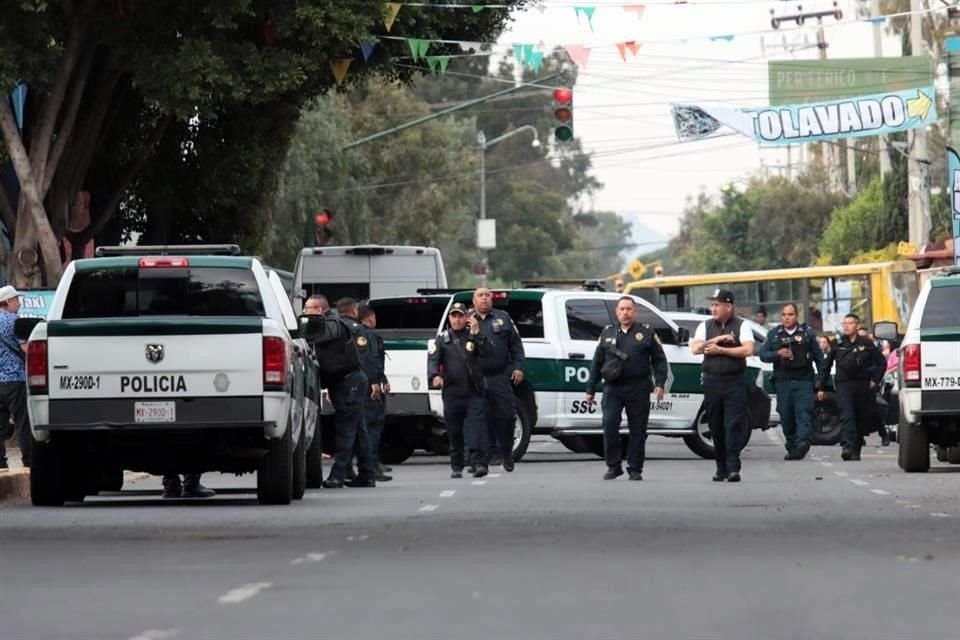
(449, 302, 468, 315)
(708, 289, 735, 304)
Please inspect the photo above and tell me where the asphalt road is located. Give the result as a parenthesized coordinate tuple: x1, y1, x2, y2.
(2, 430, 960, 640)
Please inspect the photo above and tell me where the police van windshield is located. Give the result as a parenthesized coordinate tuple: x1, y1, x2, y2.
(62, 267, 265, 318)
(371, 297, 450, 339)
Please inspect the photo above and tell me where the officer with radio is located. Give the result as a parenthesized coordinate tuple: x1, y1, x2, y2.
(428, 302, 492, 478)
(586, 296, 669, 481)
(758, 303, 825, 461)
(817, 313, 886, 461)
(471, 288, 525, 472)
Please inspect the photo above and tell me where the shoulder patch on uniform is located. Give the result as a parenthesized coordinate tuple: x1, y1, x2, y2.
(642, 323, 651, 329)
(428, 341, 437, 354)
(356, 336, 368, 347)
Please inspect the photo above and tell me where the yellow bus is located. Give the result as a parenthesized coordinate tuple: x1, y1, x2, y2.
(624, 261, 919, 334)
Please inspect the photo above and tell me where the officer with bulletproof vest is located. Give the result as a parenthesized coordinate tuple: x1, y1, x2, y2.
(817, 313, 886, 461)
(428, 302, 492, 478)
(758, 302, 825, 461)
(470, 287, 525, 472)
(306, 297, 380, 488)
(691, 289, 755, 483)
(585, 296, 668, 481)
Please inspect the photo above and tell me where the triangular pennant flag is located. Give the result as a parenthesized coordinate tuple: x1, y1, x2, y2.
(471, 4, 484, 12)
(513, 43, 525, 63)
(574, 6, 596, 29)
(427, 55, 450, 73)
(522, 43, 535, 62)
(408, 38, 421, 60)
(384, 3, 401, 32)
(615, 42, 627, 62)
(527, 51, 544, 74)
(563, 44, 592, 69)
(623, 4, 645, 18)
(625, 40, 641, 55)
(360, 41, 377, 62)
(418, 39, 430, 58)
(330, 59, 352, 86)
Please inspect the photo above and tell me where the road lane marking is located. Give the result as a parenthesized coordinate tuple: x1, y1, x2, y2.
(870, 489, 890, 496)
(440, 490, 456, 498)
(850, 479, 869, 487)
(471, 480, 487, 486)
(820, 462, 834, 467)
(291, 552, 329, 566)
(419, 504, 439, 513)
(834, 471, 849, 477)
(488, 473, 501, 478)
(930, 512, 952, 518)
(129, 630, 179, 640)
(217, 582, 272, 604)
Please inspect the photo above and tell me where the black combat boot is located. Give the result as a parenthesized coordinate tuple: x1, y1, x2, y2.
(182, 474, 215, 498)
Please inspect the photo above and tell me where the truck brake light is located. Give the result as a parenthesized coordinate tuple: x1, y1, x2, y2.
(491, 291, 510, 300)
(263, 337, 288, 386)
(139, 257, 189, 268)
(27, 340, 48, 390)
(903, 343, 921, 386)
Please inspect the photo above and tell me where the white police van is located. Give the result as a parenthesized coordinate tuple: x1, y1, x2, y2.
(430, 286, 771, 460)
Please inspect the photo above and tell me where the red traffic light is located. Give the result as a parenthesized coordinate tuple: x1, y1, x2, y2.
(315, 211, 331, 226)
(554, 107, 572, 123)
(552, 88, 572, 104)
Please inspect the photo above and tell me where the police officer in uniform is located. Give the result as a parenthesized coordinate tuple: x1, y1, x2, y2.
(817, 313, 885, 461)
(428, 302, 492, 478)
(321, 298, 384, 488)
(471, 288, 525, 472)
(758, 302, 825, 460)
(585, 296, 668, 481)
(691, 289, 755, 482)
(358, 304, 391, 479)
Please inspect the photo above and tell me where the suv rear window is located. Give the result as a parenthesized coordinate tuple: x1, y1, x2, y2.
(371, 298, 450, 339)
(63, 267, 265, 318)
(921, 286, 960, 329)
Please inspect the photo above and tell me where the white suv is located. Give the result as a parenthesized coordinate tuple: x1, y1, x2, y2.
(880, 265, 960, 472)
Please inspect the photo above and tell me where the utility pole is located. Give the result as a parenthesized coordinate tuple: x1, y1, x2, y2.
(871, 0, 892, 178)
(908, 0, 931, 248)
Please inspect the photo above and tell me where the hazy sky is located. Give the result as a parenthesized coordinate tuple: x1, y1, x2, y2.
(498, 0, 908, 240)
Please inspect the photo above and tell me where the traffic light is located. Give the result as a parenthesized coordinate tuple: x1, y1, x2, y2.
(552, 87, 573, 142)
(314, 209, 334, 246)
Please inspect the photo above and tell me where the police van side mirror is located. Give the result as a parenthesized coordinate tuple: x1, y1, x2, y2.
(14, 317, 44, 342)
(873, 321, 899, 347)
(675, 326, 690, 345)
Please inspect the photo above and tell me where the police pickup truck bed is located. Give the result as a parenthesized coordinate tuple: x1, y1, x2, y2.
(430, 288, 770, 460)
(24, 245, 321, 506)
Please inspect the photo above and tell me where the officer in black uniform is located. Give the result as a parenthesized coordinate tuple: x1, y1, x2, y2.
(428, 302, 492, 478)
(758, 302, 825, 460)
(321, 298, 385, 488)
(817, 313, 885, 461)
(471, 288, 525, 472)
(585, 296, 669, 481)
(358, 304, 391, 480)
(691, 289, 755, 482)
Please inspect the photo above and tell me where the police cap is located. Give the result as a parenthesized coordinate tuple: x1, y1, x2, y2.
(708, 289, 735, 304)
(449, 302, 468, 315)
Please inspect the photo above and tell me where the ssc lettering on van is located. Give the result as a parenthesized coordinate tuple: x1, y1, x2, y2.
(570, 400, 597, 414)
(120, 375, 188, 393)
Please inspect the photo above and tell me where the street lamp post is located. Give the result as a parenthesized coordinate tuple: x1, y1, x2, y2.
(476, 125, 540, 286)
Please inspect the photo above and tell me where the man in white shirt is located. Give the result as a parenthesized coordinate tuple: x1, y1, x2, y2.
(690, 289, 754, 482)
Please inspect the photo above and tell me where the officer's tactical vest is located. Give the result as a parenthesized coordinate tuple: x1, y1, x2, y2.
(310, 317, 361, 385)
(703, 317, 746, 378)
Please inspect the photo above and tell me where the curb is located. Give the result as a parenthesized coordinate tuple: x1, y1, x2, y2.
(0, 469, 30, 503)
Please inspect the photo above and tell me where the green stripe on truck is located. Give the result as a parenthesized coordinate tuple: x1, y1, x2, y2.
(47, 317, 263, 336)
(920, 329, 960, 342)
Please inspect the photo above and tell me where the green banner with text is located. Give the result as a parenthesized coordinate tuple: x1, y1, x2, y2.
(768, 57, 932, 106)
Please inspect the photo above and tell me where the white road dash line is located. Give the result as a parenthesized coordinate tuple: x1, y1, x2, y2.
(820, 462, 834, 467)
(217, 582, 272, 604)
(487, 473, 501, 478)
(850, 479, 869, 487)
(870, 489, 890, 496)
(129, 629, 179, 640)
(419, 504, 439, 513)
(930, 512, 952, 518)
(291, 552, 329, 565)
(471, 480, 488, 486)
(834, 471, 849, 477)
(440, 490, 456, 498)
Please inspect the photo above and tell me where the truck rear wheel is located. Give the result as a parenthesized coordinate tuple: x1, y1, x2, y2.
(257, 423, 293, 505)
(897, 408, 929, 473)
(30, 439, 65, 507)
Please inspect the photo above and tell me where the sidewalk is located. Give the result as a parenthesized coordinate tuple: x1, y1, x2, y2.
(0, 438, 29, 503)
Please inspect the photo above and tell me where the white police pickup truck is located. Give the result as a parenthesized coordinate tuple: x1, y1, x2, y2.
(23, 245, 321, 506)
(883, 265, 960, 472)
(430, 287, 771, 460)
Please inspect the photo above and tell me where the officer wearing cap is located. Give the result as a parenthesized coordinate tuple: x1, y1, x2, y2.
(471, 288, 525, 472)
(691, 289, 754, 482)
(428, 302, 492, 478)
(758, 303, 825, 461)
(585, 296, 668, 481)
